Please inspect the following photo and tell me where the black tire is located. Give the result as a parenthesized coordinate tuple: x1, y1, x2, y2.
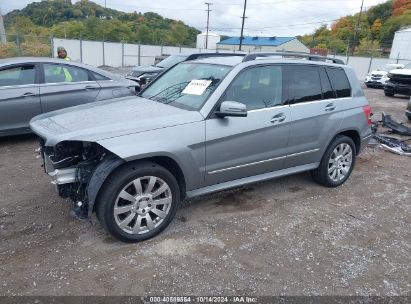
(384, 92, 394, 97)
(96, 161, 180, 242)
(311, 135, 356, 187)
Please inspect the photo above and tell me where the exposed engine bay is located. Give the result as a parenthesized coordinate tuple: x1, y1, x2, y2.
(39, 140, 115, 218)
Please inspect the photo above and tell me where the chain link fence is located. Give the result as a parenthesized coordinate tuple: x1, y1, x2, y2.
(0, 33, 53, 58)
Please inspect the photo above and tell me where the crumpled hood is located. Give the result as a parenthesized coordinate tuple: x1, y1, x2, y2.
(30, 96, 204, 146)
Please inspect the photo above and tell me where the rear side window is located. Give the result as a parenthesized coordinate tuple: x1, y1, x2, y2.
(319, 67, 335, 99)
(326, 67, 351, 98)
(287, 65, 322, 104)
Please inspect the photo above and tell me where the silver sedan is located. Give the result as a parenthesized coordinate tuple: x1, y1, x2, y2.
(0, 57, 137, 137)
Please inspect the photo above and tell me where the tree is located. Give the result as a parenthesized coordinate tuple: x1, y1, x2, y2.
(392, 0, 411, 16)
(355, 38, 381, 56)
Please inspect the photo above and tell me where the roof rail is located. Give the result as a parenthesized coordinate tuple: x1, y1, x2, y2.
(186, 53, 245, 60)
(242, 52, 345, 65)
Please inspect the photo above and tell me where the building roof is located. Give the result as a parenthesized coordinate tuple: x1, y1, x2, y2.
(217, 36, 295, 46)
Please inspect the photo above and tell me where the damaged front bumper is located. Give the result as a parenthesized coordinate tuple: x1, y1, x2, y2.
(37, 139, 125, 219)
(48, 168, 77, 185)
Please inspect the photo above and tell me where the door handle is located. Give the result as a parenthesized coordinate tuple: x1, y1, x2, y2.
(85, 86, 99, 90)
(22, 92, 36, 97)
(325, 103, 336, 112)
(270, 113, 286, 123)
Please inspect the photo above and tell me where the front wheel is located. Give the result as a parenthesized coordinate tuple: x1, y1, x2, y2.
(384, 92, 394, 97)
(96, 161, 180, 242)
(312, 135, 356, 187)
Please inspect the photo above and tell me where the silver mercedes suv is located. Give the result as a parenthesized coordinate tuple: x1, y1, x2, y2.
(30, 53, 373, 242)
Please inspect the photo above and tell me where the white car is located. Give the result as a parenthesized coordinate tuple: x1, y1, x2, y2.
(365, 63, 404, 88)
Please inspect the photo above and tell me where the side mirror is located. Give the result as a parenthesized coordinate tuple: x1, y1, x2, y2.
(215, 101, 247, 118)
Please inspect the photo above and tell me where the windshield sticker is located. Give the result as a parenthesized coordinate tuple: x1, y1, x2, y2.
(182, 80, 212, 95)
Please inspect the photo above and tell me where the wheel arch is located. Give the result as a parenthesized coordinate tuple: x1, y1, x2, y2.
(337, 129, 361, 155)
(88, 154, 187, 217)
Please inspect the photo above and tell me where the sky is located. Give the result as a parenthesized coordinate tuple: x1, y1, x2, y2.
(1, 0, 389, 37)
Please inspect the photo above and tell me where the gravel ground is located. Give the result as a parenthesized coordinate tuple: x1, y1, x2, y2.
(0, 88, 410, 296)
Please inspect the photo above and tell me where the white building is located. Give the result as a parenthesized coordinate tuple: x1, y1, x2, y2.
(390, 27, 411, 61)
(216, 36, 309, 53)
(196, 32, 221, 50)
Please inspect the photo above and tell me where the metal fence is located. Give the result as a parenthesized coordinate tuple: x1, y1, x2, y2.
(0, 33, 52, 58)
(50, 37, 242, 67)
(1, 34, 411, 80)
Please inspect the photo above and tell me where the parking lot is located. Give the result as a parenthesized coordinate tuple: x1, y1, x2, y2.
(0, 88, 410, 296)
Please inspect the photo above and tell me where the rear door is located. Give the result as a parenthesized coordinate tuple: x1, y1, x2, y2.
(39, 63, 101, 113)
(205, 65, 291, 186)
(0, 63, 41, 134)
(285, 65, 346, 168)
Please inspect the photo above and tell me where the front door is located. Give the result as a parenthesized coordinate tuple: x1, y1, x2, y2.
(0, 64, 41, 134)
(205, 65, 290, 186)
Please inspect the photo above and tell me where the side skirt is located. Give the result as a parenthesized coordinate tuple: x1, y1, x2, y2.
(186, 162, 319, 199)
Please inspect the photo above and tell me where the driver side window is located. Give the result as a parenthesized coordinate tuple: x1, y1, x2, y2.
(223, 65, 284, 111)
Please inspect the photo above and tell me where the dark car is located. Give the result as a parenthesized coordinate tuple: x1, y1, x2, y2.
(126, 53, 244, 91)
(406, 97, 411, 121)
(384, 63, 411, 97)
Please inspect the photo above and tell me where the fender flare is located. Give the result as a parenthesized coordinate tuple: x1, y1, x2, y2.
(87, 155, 125, 218)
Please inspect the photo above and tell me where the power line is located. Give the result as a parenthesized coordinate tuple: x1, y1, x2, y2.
(205, 2, 213, 49)
(239, 0, 247, 51)
(0, 7, 6, 43)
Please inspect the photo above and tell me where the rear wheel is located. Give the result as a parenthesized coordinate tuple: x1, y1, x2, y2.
(312, 135, 356, 187)
(96, 161, 180, 242)
(385, 92, 394, 97)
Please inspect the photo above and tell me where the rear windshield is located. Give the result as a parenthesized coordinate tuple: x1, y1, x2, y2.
(141, 62, 231, 110)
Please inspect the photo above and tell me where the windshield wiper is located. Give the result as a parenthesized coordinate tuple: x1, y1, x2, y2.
(145, 81, 190, 103)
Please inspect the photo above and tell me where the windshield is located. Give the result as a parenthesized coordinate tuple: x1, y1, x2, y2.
(405, 63, 411, 69)
(156, 55, 188, 68)
(141, 62, 231, 110)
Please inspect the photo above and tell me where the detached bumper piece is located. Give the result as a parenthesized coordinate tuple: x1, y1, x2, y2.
(373, 134, 411, 156)
(382, 112, 411, 136)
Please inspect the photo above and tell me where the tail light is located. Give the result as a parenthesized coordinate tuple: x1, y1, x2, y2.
(362, 105, 372, 126)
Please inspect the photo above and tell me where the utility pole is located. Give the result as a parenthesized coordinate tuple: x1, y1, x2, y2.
(352, 0, 364, 55)
(239, 0, 247, 51)
(0, 8, 6, 43)
(205, 2, 213, 49)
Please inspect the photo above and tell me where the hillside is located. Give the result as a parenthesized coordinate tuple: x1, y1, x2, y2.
(3, 0, 200, 46)
(299, 0, 411, 56)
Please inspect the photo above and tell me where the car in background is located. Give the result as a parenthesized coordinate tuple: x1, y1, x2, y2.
(0, 57, 138, 137)
(406, 97, 411, 121)
(384, 63, 411, 97)
(364, 63, 404, 88)
(126, 53, 244, 91)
